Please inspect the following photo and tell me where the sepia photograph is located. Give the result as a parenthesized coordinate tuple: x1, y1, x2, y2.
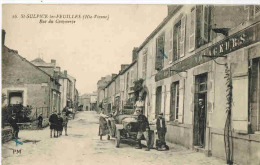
(1, 2, 260, 165)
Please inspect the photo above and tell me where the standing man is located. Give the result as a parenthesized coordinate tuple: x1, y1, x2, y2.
(156, 113, 167, 150)
(134, 96, 144, 115)
(135, 108, 150, 151)
(37, 114, 43, 128)
(9, 114, 19, 139)
(49, 111, 58, 138)
(198, 98, 206, 148)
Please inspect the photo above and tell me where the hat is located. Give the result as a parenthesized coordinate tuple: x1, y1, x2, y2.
(159, 113, 163, 116)
(199, 99, 204, 101)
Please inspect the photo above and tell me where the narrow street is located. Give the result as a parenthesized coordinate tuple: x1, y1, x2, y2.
(2, 111, 227, 165)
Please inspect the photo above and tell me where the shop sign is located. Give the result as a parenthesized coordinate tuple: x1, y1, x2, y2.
(156, 22, 260, 81)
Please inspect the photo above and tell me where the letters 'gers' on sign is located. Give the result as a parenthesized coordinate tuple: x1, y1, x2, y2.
(155, 22, 260, 82)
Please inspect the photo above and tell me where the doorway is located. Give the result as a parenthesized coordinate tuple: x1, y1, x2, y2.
(250, 57, 260, 133)
(193, 73, 207, 148)
(155, 86, 162, 118)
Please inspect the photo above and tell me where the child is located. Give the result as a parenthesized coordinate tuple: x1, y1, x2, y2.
(62, 112, 69, 136)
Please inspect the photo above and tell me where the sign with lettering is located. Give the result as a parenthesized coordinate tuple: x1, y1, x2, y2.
(155, 22, 260, 81)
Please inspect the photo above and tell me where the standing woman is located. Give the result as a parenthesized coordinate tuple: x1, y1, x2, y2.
(98, 109, 110, 140)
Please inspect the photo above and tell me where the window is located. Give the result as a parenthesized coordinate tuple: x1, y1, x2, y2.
(189, 5, 211, 51)
(155, 33, 165, 70)
(126, 72, 129, 89)
(173, 21, 181, 61)
(9, 92, 23, 105)
(130, 70, 134, 86)
(254, 5, 260, 17)
(170, 82, 179, 121)
(142, 48, 148, 79)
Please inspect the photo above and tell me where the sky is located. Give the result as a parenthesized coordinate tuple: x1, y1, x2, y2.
(2, 4, 168, 95)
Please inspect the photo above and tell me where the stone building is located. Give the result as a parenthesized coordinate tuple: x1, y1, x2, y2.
(97, 75, 112, 111)
(58, 70, 71, 110)
(135, 5, 260, 165)
(2, 31, 61, 118)
(79, 92, 97, 111)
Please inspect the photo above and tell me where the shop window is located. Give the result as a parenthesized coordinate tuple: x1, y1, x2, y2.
(155, 33, 165, 71)
(189, 5, 211, 51)
(142, 48, 148, 79)
(170, 82, 179, 121)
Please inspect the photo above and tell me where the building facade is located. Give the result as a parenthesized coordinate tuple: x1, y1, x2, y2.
(2, 42, 61, 119)
(136, 5, 260, 165)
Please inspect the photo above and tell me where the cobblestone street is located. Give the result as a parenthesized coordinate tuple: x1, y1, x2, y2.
(2, 111, 228, 165)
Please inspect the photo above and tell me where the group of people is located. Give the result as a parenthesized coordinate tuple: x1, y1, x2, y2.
(98, 95, 168, 151)
(134, 96, 168, 151)
(49, 109, 70, 138)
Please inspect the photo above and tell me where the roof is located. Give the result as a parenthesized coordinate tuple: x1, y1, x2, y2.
(119, 60, 136, 75)
(104, 60, 137, 89)
(31, 57, 55, 67)
(4, 46, 53, 78)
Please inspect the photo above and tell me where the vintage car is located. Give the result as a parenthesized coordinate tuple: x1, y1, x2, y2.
(107, 108, 155, 148)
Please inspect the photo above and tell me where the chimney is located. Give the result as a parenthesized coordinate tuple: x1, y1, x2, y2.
(64, 70, 67, 77)
(111, 74, 117, 79)
(132, 47, 138, 62)
(55, 66, 61, 73)
(51, 59, 56, 65)
(121, 64, 130, 71)
(2, 29, 6, 46)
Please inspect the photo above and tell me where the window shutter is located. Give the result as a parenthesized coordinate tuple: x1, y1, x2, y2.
(155, 35, 164, 70)
(173, 27, 178, 61)
(170, 84, 176, 121)
(189, 8, 196, 52)
(232, 63, 248, 134)
(168, 28, 173, 63)
(180, 15, 186, 58)
(161, 34, 165, 68)
(202, 5, 210, 43)
(178, 87, 184, 123)
(155, 38, 161, 70)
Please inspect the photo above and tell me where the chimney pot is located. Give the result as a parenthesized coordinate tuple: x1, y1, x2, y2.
(51, 59, 56, 65)
(64, 70, 67, 77)
(132, 47, 138, 62)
